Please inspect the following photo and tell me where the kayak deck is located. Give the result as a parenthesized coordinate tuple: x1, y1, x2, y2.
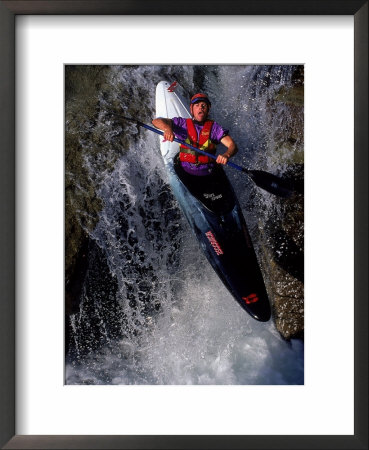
(173, 155, 235, 215)
(172, 154, 271, 322)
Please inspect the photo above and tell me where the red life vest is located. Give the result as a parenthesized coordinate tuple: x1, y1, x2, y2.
(179, 119, 216, 164)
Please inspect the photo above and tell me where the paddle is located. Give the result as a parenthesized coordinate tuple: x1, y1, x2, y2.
(123, 116, 297, 198)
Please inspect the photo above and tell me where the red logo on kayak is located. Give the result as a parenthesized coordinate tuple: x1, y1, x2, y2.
(205, 231, 223, 256)
(242, 293, 259, 304)
(167, 81, 178, 92)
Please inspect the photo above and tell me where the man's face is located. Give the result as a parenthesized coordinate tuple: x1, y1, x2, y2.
(191, 101, 210, 122)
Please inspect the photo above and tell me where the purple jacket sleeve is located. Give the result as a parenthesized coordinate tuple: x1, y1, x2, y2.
(171, 117, 188, 141)
(210, 121, 229, 144)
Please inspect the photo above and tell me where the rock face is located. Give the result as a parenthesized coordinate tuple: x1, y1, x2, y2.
(259, 66, 304, 340)
(65, 66, 125, 316)
(260, 195, 304, 340)
(65, 66, 103, 315)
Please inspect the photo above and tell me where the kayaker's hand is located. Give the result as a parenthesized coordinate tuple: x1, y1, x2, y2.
(163, 128, 174, 142)
(216, 154, 229, 165)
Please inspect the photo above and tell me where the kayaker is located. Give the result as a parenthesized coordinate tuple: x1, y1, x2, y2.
(152, 92, 238, 176)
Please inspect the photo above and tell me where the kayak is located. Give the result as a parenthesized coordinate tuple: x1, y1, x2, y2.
(155, 80, 271, 322)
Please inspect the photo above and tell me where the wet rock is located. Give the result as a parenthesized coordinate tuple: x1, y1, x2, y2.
(65, 233, 89, 316)
(274, 85, 304, 107)
(258, 171, 304, 340)
(260, 235, 304, 340)
(258, 68, 304, 340)
(65, 65, 127, 318)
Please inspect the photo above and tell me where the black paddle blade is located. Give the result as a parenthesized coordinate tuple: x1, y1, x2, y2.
(246, 169, 297, 198)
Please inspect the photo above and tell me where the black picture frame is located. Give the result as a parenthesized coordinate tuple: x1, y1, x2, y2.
(1, 1, 367, 449)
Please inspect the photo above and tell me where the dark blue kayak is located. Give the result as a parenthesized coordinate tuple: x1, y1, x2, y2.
(168, 154, 271, 322)
(155, 80, 270, 322)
